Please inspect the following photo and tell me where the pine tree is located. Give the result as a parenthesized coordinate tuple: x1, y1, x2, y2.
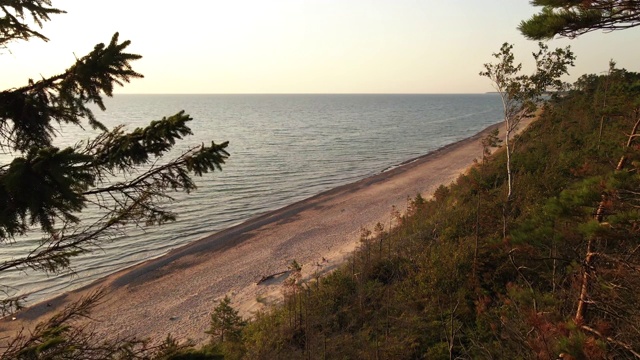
(0, 1, 229, 315)
(519, 0, 640, 40)
(206, 296, 247, 359)
(207, 296, 246, 345)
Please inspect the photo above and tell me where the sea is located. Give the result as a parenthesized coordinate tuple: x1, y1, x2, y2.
(1, 94, 503, 306)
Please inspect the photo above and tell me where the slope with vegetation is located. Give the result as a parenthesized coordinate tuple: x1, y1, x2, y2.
(8, 64, 637, 359)
(189, 67, 640, 359)
(2, 0, 640, 359)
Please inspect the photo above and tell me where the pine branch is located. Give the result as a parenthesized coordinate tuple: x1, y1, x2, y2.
(0, 138, 228, 274)
(0, 290, 152, 359)
(0, 0, 64, 47)
(581, 325, 640, 359)
(0, 33, 142, 152)
(520, 1, 640, 39)
(0, 188, 159, 273)
(83, 142, 229, 197)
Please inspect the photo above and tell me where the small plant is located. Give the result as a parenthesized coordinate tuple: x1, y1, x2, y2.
(283, 259, 303, 290)
(288, 259, 302, 273)
(481, 128, 502, 164)
(255, 294, 267, 305)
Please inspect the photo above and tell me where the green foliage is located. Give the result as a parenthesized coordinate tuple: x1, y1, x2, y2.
(4, 2, 640, 358)
(481, 127, 501, 162)
(154, 335, 223, 360)
(288, 259, 302, 273)
(233, 66, 640, 359)
(1, 1, 231, 358)
(207, 296, 247, 345)
(480, 42, 575, 112)
(0, 0, 64, 46)
(480, 42, 574, 203)
(0, 1, 229, 288)
(1, 32, 142, 151)
(519, 0, 640, 39)
(1, 291, 155, 359)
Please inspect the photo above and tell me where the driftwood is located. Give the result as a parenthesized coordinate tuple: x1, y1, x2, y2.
(257, 270, 289, 285)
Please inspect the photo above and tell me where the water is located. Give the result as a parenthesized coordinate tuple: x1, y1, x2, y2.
(1, 94, 502, 305)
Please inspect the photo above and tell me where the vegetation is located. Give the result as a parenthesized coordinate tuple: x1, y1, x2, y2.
(520, 0, 640, 40)
(205, 296, 247, 359)
(180, 66, 639, 359)
(2, 1, 640, 360)
(480, 42, 574, 239)
(0, 1, 228, 358)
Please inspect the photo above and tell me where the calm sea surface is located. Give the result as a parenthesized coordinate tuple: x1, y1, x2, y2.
(1, 94, 502, 305)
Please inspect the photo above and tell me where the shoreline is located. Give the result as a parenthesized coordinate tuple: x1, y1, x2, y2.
(0, 118, 527, 345)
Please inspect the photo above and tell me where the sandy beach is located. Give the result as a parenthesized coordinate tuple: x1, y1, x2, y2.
(0, 117, 533, 346)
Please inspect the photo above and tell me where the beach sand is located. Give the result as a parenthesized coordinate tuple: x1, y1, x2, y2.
(0, 117, 534, 346)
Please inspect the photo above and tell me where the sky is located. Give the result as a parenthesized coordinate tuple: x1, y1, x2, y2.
(2, 0, 639, 94)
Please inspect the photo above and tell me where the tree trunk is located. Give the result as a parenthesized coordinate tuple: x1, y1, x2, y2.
(575, 109, 640, 324)
(616, 110, 640, 170)
(505, 125, 513, 201)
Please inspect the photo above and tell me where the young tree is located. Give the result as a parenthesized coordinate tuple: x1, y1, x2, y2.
(519, 0, 640, 40)
(480, 42, 574, 203)
(206, 296, 247, 359)
(206, 296, 246, 345)
(0, 0, 229, 315)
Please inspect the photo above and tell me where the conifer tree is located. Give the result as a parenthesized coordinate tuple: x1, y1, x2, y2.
(0, 0, 229, 315)
(520, 0, 640, 39)
(207, 296, 246, 345)
(206, 296, 247, 359)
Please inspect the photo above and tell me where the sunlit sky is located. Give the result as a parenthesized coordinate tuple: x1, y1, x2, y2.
(2, 0, 639, 94)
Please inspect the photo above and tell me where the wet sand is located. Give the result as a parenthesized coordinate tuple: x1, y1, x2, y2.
(0, 117, 533, 345)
